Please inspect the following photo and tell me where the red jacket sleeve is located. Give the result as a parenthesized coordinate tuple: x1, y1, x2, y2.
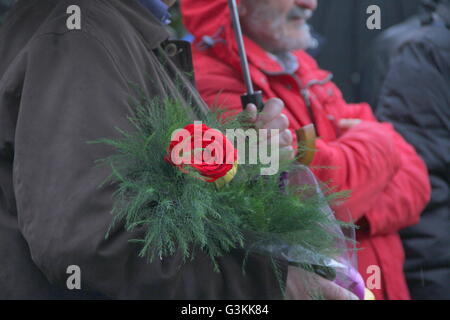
(311, 121, 402, 223)
(363, 124, 431, 236)
(312, 103, 430, 235)
(340, 102, 378, 122)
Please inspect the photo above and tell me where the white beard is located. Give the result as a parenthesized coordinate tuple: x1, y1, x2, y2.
(243, 4, 314, 54)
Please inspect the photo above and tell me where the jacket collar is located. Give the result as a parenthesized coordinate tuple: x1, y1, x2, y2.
(138, 0, 171, 25)
(110, 0, 170, 49)
(267, 52, 300, 74)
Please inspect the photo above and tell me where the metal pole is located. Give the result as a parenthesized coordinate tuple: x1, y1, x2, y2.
(228, 0, 254, 95)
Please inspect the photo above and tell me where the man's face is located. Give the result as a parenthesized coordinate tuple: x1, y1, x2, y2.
(239, 0, 318, 54)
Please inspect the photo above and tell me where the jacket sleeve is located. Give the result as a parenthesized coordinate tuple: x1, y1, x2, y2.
(13, 31, 286, 299)
(312, 84, 430, 235)
(369, 41, 444, 236)
(363, 128, 431, 236)
(339, 102, 378, 122)
(311, 121, 403, 223)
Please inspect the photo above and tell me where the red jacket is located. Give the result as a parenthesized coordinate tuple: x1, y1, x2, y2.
(181, 0, 431, 300)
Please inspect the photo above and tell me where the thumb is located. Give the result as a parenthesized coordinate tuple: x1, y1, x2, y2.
(244, 103, 258, 123)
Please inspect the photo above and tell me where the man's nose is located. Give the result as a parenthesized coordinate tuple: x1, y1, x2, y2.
(295, 0, 318, 11)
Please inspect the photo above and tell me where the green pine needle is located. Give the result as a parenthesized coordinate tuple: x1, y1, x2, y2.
(96, 94, 351, 274)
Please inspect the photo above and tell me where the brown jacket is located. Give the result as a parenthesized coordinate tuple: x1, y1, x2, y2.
(0, 0, 286, 299)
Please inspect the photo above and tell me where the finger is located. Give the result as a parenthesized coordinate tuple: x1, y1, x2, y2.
(285, 266, 313, 300)
(338, 119, 361, 129)
(318, 277, 360, 300)
(280, 146, 295, 161)
(258, 129, 292, 151)
(244, 103, 258, 123)
(279, 129, 293, 148)
(256, 98, 285, 127)
(261, 113, 289, 131)
(338, 119, 350, 128)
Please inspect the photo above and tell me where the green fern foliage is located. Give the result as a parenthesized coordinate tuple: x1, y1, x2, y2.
(95, 95, 347, 270)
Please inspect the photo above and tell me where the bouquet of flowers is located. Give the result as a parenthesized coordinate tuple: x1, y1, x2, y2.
(96, 92, 367, 299)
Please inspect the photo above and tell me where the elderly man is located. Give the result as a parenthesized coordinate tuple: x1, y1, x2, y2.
(181, 0, 431, 300)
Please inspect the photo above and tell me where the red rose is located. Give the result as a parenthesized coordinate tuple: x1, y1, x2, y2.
(165, 123, 237, 182)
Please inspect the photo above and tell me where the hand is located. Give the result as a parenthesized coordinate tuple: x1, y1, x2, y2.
(285, 266, 359, 300)
(245, 98, 294, 161)
(338, 118, 362, 131)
